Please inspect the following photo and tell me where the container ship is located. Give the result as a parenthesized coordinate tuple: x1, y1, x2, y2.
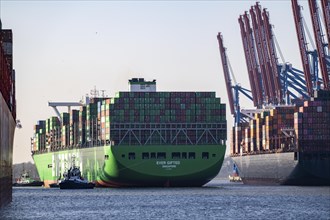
(31, 78, 227, 187)
(0, 20, 16, 207)
(218, 2, 330, 185)
(230, 90, 330, 185)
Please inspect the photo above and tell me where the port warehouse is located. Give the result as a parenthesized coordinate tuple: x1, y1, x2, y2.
(32, 79, 227, 157)
(217, 1, 330, 159)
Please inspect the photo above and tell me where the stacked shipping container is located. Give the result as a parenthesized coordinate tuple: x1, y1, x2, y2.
(231, 90, 330, 156)
(231, 106, 297, 155)
(70, 110, 79, 147)
(32, 121, 46, 152)
(0, 24, 16, 118)
(46, 117, 60, 150)
(79, 106, 86, 146)
(295, 90, 330, 155)
(32, 91, 226, 152)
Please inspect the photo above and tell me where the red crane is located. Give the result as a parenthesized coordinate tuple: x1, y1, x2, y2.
(249, 8, 274, 103)
(321, 0, 330, 51)
(308, 0, 330, 90)
(238, 16, 258, 107)
(291, 0, 314, 96)
(254, 3, 278, 103)
(242, 13, 264, 107)
(217, 33, 235, 116)
(260, 6, 283, 103)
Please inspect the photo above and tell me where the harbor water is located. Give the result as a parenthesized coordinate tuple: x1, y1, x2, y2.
(1, 179, 329, 219)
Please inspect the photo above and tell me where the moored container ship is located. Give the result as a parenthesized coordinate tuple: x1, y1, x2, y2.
(217, 1, 330, 186)
(0, 20, 16, 208)
(230, 90, 330, 185)
(31, 78, 227, 187)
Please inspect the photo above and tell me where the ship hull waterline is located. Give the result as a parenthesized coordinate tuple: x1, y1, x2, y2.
(0, 93, 16, 208)
(231, 152, 330, 186)
(33, 144, 226, 188)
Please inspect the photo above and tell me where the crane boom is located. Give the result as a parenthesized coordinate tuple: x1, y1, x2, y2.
(242, 13, 264, 107)
(309, 0, 330, 90)
(254, 3, 277, 104)
(249, 9, 273, 103)
(291, 0, 314, 96)
(217, 33, 235, 116)
(238, 16, 258, 107)
(262, 8, 283, 102)
(321, 0, 330, 50)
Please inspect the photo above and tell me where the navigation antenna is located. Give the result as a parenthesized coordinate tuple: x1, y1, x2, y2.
(90, 86, 99, 98)
(100, 90, 106, 97)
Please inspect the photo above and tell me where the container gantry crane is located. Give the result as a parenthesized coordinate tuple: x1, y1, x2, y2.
(238, 16, 259, 108)
(240, 3, 309, 105)
(292, 0, 319, 96)
(255, 3, 282, 104)
(248, 10, 273, 103)
(239, 15, 264, 108)
(217, 32, 253, 124)
(252, 4, 278, 104)
(262, 7, 309, 103)
(308, 0, 330, 90)
(321, 0, 330, 51)
(242, 13, 265, 107)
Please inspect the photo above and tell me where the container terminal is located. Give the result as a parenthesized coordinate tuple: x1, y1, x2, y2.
(217, 1, 330, 185)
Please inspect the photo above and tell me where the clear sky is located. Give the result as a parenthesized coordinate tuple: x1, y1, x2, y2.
(0, 0, 315, 164)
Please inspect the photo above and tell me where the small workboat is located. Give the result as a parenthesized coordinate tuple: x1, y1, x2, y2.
(59, 156, 95, 189)
(13, 171, 44, 187)
(229, 163, 242, 182)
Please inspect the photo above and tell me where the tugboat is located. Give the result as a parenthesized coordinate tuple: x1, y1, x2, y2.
(59, 156, 95, 189)
(13, 171, 44, 187)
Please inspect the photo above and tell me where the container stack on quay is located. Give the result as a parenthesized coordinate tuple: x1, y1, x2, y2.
(31, 79, 227, 153)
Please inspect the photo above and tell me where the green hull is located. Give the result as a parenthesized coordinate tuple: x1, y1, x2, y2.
(33, 144, 226, 187)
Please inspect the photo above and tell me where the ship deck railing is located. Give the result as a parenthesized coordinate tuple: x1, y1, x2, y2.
(230, 148, 298, 157)
(31, 138, 226, 155)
